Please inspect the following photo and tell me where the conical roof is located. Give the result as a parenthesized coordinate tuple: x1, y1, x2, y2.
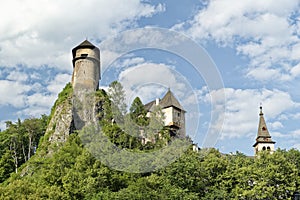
(76, 40, 97, 48)
(253, 106, 275, 147)
(257, 106, 271, 138)
(72, 39, 99, 58)
(159, 89, 184, 110)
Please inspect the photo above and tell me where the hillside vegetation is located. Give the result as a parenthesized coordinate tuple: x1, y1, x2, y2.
(0, 83, 300, 199)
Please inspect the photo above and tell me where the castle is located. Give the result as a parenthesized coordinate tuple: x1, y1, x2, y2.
(71, 40, 100, 91)
(70, 39, 276, 155)
(144, 90, 186, 139)
(71, 39, 186, 140)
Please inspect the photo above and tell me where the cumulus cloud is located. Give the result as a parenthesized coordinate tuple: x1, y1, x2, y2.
(118, 62, 187, 102)
(0, 1, 166, 130)
(176, 0, 300, 82)
(203, 88, 297, 139)
(7, 70, 29, 82)
(0, 0, 165, 69)
(47, 73, 72, 94)
(0, 71, 71, 129)
(0, 80, 31, 108)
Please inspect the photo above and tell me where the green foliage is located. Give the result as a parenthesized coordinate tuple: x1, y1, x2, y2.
(1, 133, 300, 199)
(1, 81, 300, 199)
(107, 81, 127, 123)
(0, 115, 48, 182)
(129, 97, 149, 126)
(49, 82, 73, 121)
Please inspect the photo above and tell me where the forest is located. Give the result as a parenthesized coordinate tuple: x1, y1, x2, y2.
(0, 82, 300, 199)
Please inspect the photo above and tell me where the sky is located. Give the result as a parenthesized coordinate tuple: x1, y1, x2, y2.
(1, 0, 300, 155)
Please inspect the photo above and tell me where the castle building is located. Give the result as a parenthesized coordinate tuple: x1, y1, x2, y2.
(71, 40, 100, 91)
(70, 40, 186, 143)
(253, 106, 276, 154)
(144, 89, 186, 139)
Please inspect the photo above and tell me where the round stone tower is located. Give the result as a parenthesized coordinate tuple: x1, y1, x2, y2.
(71, 40, 100, 91)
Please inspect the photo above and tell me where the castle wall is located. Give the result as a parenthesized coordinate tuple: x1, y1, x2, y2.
(162, 107, 186, 137)
(75, 48, 100, 60)
(162, 107, 173, 126)
(72, 58, 100, 91)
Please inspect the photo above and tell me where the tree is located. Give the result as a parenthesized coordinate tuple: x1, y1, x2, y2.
(107, 81, 127, 124)
(0, 116, 48, 176)
(0, 150, 14, 182)
(23, 117, 47, 160)
(145, 105, 166, 143)
(129, 97, 148, 126)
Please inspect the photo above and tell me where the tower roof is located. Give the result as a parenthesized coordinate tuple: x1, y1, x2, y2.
(72, 39, 99, 58)
(144, 99, 156, 111)
(257, 106, 271, 138)
(159, 89, 184, 110)
(253, 106, 275, 147)
(77, 40, 97, 48)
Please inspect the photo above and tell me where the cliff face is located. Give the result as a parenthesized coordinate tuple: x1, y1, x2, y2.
(47, 98, 74, 144)
(44, 83, 104, 151)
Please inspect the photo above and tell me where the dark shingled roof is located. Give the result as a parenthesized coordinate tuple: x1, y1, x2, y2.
(144, 100, 156, 111)
(144, 89, 185, 112)
(77, 40, 96, 48)
(253, 106, 275, 147)
(160, 89, 184, 110)
(72, 40, 99, 58)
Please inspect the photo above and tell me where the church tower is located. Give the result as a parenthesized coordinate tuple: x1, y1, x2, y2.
(71, 40, 100, 91)
(253, 106, 276, 154)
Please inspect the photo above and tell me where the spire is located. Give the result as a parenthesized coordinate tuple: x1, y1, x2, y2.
(259, 104, 263, 115)
(257, 106, 271, 138)
(253, 105, 275, 149)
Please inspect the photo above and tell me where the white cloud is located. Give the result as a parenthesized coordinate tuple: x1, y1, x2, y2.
(0, 80, 31, 108)
(177, 0, 300, 82)
(204, 88, 297, 139)
(17, 106, 52, 118)
(290, 63, 300, 78)
(7, 70, 29, 82)
(269, 121, 284, 130)
(0, 71, 65, 119)
(26, 93, 56, 109)
(0, 0, 164, 69)
(118, 62, 187, 103)
(47, 73, 72, 94)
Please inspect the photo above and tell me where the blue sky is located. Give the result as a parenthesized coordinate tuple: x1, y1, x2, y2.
(1, 0, 300, 155)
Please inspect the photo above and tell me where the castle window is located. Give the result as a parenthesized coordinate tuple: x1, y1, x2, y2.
(262, 146, 266, 150)
(81, 54, 88, 57)
(267, 146, 271, 150)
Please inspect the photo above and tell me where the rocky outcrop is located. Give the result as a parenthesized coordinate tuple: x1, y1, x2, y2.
(45, 85, 105, 148)
(47, 96, 74, 144)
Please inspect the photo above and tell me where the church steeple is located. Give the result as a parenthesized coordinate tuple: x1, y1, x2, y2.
(257, 106, 271, 138)
(253, 106, 276, 154)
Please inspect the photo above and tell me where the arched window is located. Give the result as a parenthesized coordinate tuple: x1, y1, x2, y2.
(262, 146, 266, 150)
(267, 146, 271, 151)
